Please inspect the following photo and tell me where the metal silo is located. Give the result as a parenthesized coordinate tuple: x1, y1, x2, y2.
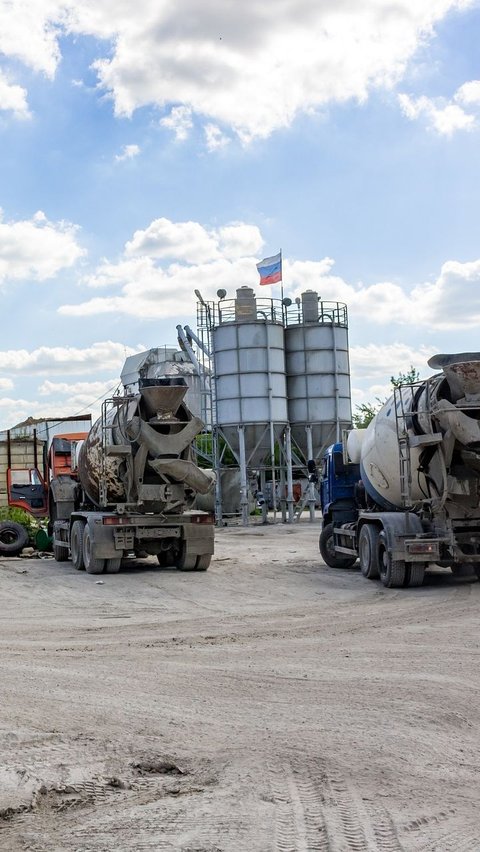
(211, 287, 288, 523)
(213, 287, 288, 465)
(285, 291, 352, 464)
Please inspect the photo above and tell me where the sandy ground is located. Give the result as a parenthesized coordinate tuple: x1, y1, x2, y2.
(1, 518, 480, 851)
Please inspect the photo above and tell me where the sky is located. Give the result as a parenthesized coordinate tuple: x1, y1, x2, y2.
(1, 0, 480, 430)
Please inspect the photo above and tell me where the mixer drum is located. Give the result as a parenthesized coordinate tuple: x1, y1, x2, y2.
(77, 380, 213, 512)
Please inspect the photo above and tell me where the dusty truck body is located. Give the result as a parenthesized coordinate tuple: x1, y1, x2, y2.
(51, 375, 215, 574)
(319, 352, 480, 587)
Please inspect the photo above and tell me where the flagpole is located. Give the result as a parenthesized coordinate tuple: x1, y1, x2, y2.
(280, 248, 284, 305)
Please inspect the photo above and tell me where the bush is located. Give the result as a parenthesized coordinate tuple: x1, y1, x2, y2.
(0, 507, 44, 542)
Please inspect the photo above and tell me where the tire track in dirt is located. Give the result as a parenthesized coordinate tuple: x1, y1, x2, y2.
(269, 756, 402, 852)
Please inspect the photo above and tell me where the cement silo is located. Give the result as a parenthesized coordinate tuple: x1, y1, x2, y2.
(285, 292, 352, 464)
(212, 287, 288, 522)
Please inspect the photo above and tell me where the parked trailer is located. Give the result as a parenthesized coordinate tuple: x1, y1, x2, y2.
(318, 353, 480, 587)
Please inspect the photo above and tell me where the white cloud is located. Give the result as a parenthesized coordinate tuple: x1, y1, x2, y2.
(399, 92, 475, 135)
(0, 341, 145, 376)
(455, 79, 480, 106)
(160, 106, 193, 141)
(349, 343, 437, 381)
(0, 377, 13, 391)
(288, 257, 480, 331)
(0, 210, 85, 285)
(0, 70, 30, 118)
(204, 123, 229, 151)
(125, 218, 220, 263)
(0, 1, 476, 140)
(38, 378, 118, 397)
(59, 217, 265, 318)
(60, 256, 258, 319)
(217, 224, 263, 259)
(0, 395, 103, 432)
(0, 0, 62, 77)
(56, 215, 480, 330)
(115, 143, 140, 162)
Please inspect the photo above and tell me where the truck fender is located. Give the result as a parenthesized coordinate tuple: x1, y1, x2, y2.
(366, 512, 423, 551)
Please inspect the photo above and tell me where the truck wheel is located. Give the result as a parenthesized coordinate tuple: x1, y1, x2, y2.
(358, 524, 380, 579)
(451, 564, 475, 578)
(0, 521, 28, 555)
(194, 554, 211, 571)
(105, 558, 121, 573)
(404, 563, 425, 587)
(83, 525, 105, 575)
(70, 520, 85, 571)
(177, 546, 198, 570)
(157, 550, 175, 567)
(377, 531, 405, 588)
(319, 523, 357, 569)
(53, 541, 69, 562)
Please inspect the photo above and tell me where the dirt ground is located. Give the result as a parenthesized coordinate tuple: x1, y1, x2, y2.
(1, 518, 479, 852)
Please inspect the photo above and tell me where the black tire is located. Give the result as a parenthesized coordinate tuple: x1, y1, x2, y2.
(177, 544, 200, 570)
(53, 541, 69, 562)
(0, 521, 28, 555)
(105, 558, 121, 573)
(377, 530, 406, 588)
(358, 524, 380, 579)
(70, 520, 85, 571)
(404, 563, 425, 587)
(194, 554, 211, 571)
(319, 523, 357, 569)
(451, 564, 475, 578)
(157, 550, 175, 567)
(83, 525, 105, 575)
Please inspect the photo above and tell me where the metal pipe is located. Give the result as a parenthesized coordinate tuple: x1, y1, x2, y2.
(176, 325, 202, 376)
(184, 325, 212, 358)
(306, 425, 316, 521)
(285, 425, 294, 523)
(331, 321, 340, 443)
(238, 425, 249, 526)
(33, 428, 38, 470)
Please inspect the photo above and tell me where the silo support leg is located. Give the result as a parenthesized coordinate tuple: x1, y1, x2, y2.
(238, 426, 249, 526)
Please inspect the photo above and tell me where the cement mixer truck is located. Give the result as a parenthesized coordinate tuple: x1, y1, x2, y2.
(50, 374, 215, 574)
(318, 353, 480, 587)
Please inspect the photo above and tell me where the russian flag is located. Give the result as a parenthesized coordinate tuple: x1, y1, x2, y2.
(256, 251, 282, 286)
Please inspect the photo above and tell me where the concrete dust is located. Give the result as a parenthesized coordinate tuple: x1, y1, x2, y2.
(0, 520, 479, 850)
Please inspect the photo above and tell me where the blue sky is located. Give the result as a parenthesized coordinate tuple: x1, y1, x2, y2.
(1, 0, 480, 429)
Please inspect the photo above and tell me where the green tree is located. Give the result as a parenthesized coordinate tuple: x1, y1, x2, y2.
(390, 365, 420, 388)
(352, 365, 420, 429)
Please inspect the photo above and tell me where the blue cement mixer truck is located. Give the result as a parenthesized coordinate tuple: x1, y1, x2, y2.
(317, 353, 480, 587)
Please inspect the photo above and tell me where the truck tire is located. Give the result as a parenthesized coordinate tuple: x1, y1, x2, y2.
(377, 530, 405, 588)
(70, 520, 85, 571)
(404, 563, 425, 587)
(105, 558, 121, 573)
(358, 524, 380, 579)
(451, 564, 475, 578)
(177, 545, 199, 570)
(319, 523, 357, 569)
(53, 541, 69, 562)
(83, 525, 105, 575)
(0, 521, 28, 555)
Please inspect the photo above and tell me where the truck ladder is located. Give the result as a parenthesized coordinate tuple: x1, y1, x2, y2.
(394, 380, 441, 509)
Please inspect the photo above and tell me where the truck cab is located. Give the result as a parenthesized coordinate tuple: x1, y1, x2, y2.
(320, 442, 360, 527)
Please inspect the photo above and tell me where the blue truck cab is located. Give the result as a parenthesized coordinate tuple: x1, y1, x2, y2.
(318, 442, 360, 569)
(320, 442, 360, 526)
